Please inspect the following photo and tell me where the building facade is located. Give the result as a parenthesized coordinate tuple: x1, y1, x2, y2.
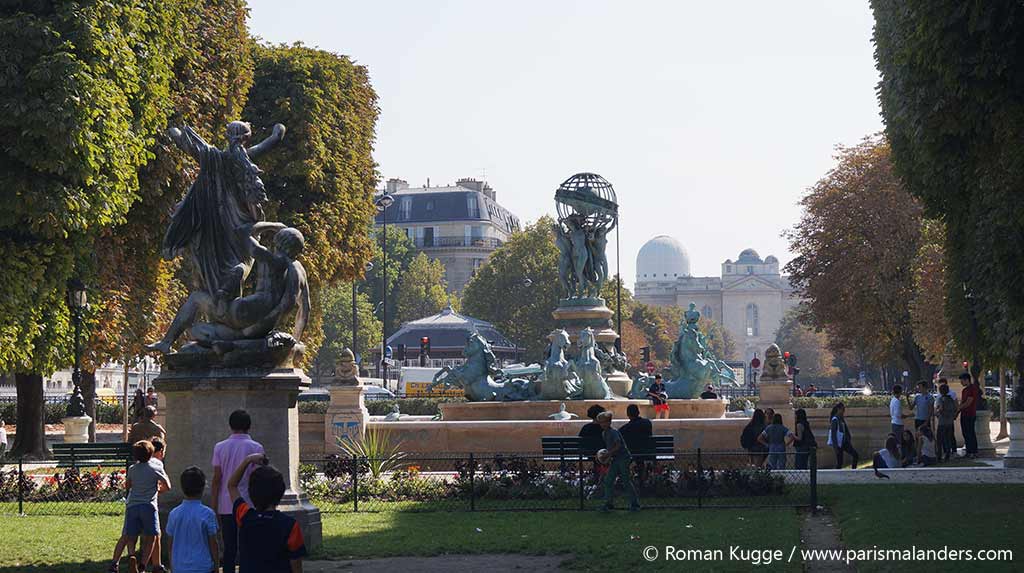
(375, 177, 521, 293)
(634, 236, 799, 363)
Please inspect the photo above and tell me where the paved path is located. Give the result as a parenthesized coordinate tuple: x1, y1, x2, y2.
(801, 510, 855, 573)
(305, 555, 569, 572)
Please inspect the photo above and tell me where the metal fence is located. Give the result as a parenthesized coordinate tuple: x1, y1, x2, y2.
(0, 457, 128, 516)
(299, 449, 817, 513)
(1, 449, 817, 516)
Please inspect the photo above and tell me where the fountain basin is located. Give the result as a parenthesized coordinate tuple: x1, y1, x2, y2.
(439, 398, 726, 421)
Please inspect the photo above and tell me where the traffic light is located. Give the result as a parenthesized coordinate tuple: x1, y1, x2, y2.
(419, 336, 430, 366)
(396, 344, 406, 361)
(640, 346, 651, 363)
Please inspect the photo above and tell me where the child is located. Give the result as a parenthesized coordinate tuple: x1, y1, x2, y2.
(917, 425, 938, 466)
(151, 437, 165, 462)
(166, 466, 220, 573)
(228, 453, 306, 572)
(110, 440, 171, 573)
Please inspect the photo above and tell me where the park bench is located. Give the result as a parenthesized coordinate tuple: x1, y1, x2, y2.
(52, 442, 133, 471)
(541, 435, 675, 464)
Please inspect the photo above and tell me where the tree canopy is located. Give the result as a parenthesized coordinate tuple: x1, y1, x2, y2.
(872, 1, 1024, 371)
(774, 307, 838, 383)
(462, 217, 561, 362)
(395, 253, 452, 326)
(784, 135, 934, 381)
(243, 43, 380, 363)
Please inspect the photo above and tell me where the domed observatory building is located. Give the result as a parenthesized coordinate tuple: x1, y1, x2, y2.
(635, 239, 799, 363)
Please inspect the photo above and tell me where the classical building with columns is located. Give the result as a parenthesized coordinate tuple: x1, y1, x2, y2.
(633, 235, 800, 362)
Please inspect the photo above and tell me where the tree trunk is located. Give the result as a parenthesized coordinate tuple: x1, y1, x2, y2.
(9, 373, 50, 460)
(900, 330, 935, 384)
(82, 369, 97, 443)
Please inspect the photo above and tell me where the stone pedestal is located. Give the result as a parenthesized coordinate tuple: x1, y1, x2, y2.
(552, 297, 629, 397)
(323, 376, 368, 451)
(757, 378, 794, 428)
(1005, 411, 1024, 468)
(62, 416, 92, 444)
(154, 367, 321, 552)
(975, 409, 996, 458)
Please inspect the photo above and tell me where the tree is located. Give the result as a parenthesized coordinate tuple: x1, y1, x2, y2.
(0, 0, 191, 458)
(784, 135, 934, 382)
(910, 221, 955, 365)
(243, 43, 380, 366)
(462, 217, 561, 362)
(872, 1, 1024, 372)
(394, 253, 452, 326)
(774, 308, 838, 383)
(365, 225, 416, 334)
(698, 316, 736, 362)
(313, 282, 382, 382)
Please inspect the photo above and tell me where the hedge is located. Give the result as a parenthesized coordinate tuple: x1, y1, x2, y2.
(297, 397, 466, 417)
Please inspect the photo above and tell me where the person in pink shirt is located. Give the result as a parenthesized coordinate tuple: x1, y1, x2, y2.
(210, 409, 264, 573)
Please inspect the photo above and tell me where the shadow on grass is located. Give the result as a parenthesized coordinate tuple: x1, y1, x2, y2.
(0, 561, 110, 573)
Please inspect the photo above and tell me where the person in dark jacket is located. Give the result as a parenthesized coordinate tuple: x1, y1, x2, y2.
(619, 404, 652, 441)
(792, 408, 817, 470)
(578, 405, 606, 440)
(740, 409, 769, 465)
(828, 402, 859, 469)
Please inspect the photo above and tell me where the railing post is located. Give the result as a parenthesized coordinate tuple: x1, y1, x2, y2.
(469, 453, 476, 512)
(696, 448, 703, 509)
(352, 456, 360, 513)
(578, 454, 585, 511)
(810, 447, 818, 513)
(18, 456, 24, 516)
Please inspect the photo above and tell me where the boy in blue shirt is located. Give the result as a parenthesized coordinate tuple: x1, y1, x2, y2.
(228, 453, 307, 573)
(166, 466, 220, 573)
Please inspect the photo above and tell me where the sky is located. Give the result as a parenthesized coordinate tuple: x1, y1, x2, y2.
(247, 0, 884, 289)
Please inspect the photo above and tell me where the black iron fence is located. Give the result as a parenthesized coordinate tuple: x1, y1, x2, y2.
(1, 449, 817, 516)
(299, 449, 817, 513)
(0, 457, 128, 516)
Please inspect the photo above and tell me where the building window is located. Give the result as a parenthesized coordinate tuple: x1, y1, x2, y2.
(702, 305, 713, 320)
(400, 197, 412, 220)
(745, 303, 759, 337)
(747, 266, 753, 274)
(426, 200, 434, 211)
(727, 265, 732, 273)
(466, 195, 479, 218)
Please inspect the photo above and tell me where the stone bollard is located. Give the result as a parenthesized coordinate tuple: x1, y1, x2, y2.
(323, 349, 369, 452)
(975, 409, 996, 458)
(62, 415, 92, 444)
(1004, 411, 1024, 468)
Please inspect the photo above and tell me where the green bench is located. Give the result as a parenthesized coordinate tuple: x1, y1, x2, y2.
(52, 442, 133, 470)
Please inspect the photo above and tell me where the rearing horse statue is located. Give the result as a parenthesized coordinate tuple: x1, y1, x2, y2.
(576, 327, 612, 399)
(540, 329, 582, 400)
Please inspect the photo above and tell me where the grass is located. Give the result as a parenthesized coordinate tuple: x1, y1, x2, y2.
(0, 505, 803, 572)
(821, 484, 1024, 572)
(319, 509, 803, 571)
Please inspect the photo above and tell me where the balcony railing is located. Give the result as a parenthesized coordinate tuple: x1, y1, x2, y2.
(411, 236, 503, 249)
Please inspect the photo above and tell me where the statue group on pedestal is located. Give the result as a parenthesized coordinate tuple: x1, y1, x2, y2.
(553, 216, 613, 300)
(146, 121, 310, 369)
(630, 303, 738, 399)
(429, 328, 614, 402)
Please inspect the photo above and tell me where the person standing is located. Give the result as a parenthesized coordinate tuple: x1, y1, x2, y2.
(145, 387, 159, 414)
(647, 374, 669, 419)
(958, 373, 980, 458)
(740, 409, 769, 465)
(935, 383, 958, 462)
(166, 466, 220, 573)
(829, 403, 859, 469)
(758, 413, 795, 470)
(889, 385, 907, 437)
(596, 411, 640, 512)
(131, 389, 146, 423)
(911, 381, 934, 431)
(792, 408, 816, 470)
(0, 418, 7, 460)
(210, 410, 265, 573)
(127, 406, 166, 445)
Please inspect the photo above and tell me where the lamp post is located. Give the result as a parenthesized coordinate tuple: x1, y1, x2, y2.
(66, 278, 88, 419)
(963, 283, 981, 382)
(376, 194, 395, 382)
(615, 213, 622, 353)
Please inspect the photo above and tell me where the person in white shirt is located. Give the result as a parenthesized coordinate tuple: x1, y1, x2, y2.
(0, 417, 7, 459)
(890, 385, 907, 436)
(873, 435, 900, 479)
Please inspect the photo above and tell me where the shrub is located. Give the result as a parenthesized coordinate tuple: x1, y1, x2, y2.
(366, 397, 465, 416)
(298, 401, 328, 414)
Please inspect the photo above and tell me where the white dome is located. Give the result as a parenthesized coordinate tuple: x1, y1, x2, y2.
(636, 235, 691, 282)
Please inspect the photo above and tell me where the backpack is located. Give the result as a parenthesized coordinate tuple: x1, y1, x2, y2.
(740, 425, 756, 450)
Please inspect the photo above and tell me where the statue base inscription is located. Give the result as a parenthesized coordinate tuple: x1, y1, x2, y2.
(154, 367, 321, 551)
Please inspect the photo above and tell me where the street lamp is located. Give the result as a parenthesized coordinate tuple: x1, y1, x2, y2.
(963, 282, 981, 381)
(375, 194, 395, 382)
(66, 278, 88, 418)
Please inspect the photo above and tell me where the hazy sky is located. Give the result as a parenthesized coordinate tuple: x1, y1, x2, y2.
(248, 0, 883, 289)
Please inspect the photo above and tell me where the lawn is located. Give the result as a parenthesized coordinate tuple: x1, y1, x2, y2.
(0, 507, 803, 572)
(821, 484, 1023, 572)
